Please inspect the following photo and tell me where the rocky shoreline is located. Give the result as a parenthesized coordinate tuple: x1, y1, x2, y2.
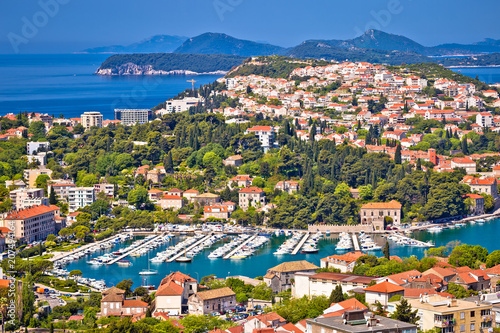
(95, 63, 228, 76)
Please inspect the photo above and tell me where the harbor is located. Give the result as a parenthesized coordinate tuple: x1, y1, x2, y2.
(54, 216, 500, 290)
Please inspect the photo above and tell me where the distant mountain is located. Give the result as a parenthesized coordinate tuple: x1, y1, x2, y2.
(344, 29, 431, 54)
(174, 33, 286, 57)
(435, 38, 500, 55)
(82, 35, 188, 54)
(286, 40, 432, 65)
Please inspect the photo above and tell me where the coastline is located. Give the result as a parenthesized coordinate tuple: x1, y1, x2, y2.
(446, 65, 500, 68)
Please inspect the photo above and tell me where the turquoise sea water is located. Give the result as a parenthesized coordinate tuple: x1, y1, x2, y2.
(450, 67, 500, 84)
(64, 219, 500, 288)
(0, 54, 221, 119)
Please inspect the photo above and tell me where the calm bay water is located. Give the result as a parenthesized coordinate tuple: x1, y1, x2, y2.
(0, 54, 221, 119)
(64, 219, 500, 288)
(450, 67, 500, 84)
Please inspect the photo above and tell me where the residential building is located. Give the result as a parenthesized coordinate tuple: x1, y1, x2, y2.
(306, 311, 417, 333)
(223, 155, 244, 167)
(320, 251, 365, 273)
(229, 175, 253, 188)
(264, 260, 319, 293)
(193, 193, 221, 206)
(244, 313, 287, 333)
(114, 109, 150, 125)
(465, 193, 485, 215)
(322, 298, 368, 317)
(244, 126, 276, 151)
(204, 205, 230, 219)
(359, 200, 402, 229)
(154, 272, 198, 315)
(81, 112, 103, 130)
(68, 187, 95, 212)
(187, 287, 236, 315)
(239, 187, 266, 210)
(26, 141, 49, 155)
(99, 286, 148, 317)
(294, 272, 375, 298)
(94, 183, 114, 198)
(26, 153, 47, 166)
(9, 188, 45, 210)
(462, 176, 498, 199)
(166, 188, 184, 197)
(24, 168, 52, 188)
(47, 183, 75, 201)
(158, 195, 183, 211)
(451, 157, 476, 174)
(2, 205, 56, 243)
(364, 281, 405, 306)
(274, 181, 300, 194)
(388, 295, 493, 333)
(183, 189, 200, 202)
(477, 112, 493, 128)
(66, 211, 82, 227)
(423, 267, 457, 284)
(165, 97, 202, 113)
(450, 269, 491, 292)
(148, 189, 164, 201)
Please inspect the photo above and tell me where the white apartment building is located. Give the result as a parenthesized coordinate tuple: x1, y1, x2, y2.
(26, 153, 47, 166)
(48, 182, 76, 201)
(81, 112, 103, 130)
(244, 125, 276, 151)
(165, 97, 202, 113)
(27, 141, 50, 155)
(477, 112, 493, 128)
(10, 188, 45, 210)
(68, 187, 95, 212)
(114, 109, 150, 125)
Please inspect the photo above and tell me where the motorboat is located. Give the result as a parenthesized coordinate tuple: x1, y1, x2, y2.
(117, 260, 132, 267)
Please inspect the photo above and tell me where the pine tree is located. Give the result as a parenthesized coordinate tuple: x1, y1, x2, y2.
(329, 285, 344, 304)
(49, 187, 57, 205)
(395, 144, 402, 164)
(390, 298, 420, 324)
(383, 241, 390, 260)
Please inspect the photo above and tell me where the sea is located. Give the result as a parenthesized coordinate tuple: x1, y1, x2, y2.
(0, 54, 222, 119)
(64, 219, 500, 288)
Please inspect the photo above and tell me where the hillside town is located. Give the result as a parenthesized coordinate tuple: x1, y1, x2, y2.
(2, 58, 500, 333)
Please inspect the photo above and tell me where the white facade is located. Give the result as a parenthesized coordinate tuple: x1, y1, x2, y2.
(81, 112, 103, 130)
(165, 97, 202, 113)
(68, 187, 95, 212)
(244, 126, 276, 150)
(114, 109, 150, 125)
(27, 141, 49, 155)
(477, 112, 493, 128)
(10, 188, 45, 210)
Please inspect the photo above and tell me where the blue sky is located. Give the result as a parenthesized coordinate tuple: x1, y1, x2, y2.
(1, 0, 499, 53)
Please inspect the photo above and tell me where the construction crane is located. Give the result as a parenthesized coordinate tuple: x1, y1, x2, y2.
(187, 79, 196, 91)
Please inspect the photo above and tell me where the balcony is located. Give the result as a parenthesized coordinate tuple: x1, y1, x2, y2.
(434, 319, 455, 327)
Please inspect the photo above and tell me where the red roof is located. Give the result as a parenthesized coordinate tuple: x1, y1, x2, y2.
(6, 205, 55, 220)
(239, 186, 264, 194)
(364, 281, 404, 293)
(122, 299, 148, 308)
(161, 195, 182, 200)
(246, 126, 273, 132)
(156, 280, 184, 296)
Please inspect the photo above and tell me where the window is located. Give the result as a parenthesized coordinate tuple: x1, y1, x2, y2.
(460, 325, 465, 332)
(471, 311, 475, 317)
(460, 312, 465, 319)
(470, 323, 475, 331)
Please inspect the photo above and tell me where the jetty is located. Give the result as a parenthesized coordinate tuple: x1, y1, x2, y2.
(291, 232, 310, 255)
(223, 234, 258, 259)
(167, 234, 213, 262)
(352, 233, 360, 251)
(107, 234, 165, 265)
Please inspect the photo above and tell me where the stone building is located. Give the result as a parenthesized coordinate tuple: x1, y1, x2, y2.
(359, 200, 402, 229)
(187, 287, 236, 315)
(239, 187, 266, 210)
(264, 260, 319, 293)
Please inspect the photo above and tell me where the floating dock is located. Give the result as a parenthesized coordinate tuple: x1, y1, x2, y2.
(223, 234, 258, 259)
(107, 234, 165, 265)
(167, 234, 213, 262)
(352, 234, 360, 251)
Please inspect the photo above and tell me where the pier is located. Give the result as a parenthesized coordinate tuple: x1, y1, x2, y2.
(107, 234, 165, 265)
(167, 234, 213, 262)
(223, 234, 258, 259)
(352, 233, 360, 251)
(291, 232, 310, 255)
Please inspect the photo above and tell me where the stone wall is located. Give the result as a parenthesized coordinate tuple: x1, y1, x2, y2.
(308, 224, 374, 233)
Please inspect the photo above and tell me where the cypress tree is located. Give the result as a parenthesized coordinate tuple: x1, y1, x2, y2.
(49, 187, 57, 205)
(383, 241, 390, 260)
(462, 137, 468, 155)
(165, 151, 174, 173)
(395, 144, 402, 164)
(416, 158, 422, 171)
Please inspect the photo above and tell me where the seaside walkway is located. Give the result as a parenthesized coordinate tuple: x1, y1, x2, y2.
(167, 234, 213, 262)
(352, 233, 360, 251)
(291, 232, 310, 255)
(107, 233, 165, 265)
(223, 234, 258, 259)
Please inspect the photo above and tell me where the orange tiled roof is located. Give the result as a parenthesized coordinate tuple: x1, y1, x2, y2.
(6, 205, 55, 220)
(364, 281, 404, 293)
(361, 200, 402, 210)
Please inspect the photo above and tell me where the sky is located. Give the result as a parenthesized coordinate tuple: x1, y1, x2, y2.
(1, 0, 500, 54)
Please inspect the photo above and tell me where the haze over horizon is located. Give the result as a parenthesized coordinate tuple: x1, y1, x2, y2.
(1, 0, 500, 54)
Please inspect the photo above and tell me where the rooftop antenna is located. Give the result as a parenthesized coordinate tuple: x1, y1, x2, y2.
(187, 79, 196, 91)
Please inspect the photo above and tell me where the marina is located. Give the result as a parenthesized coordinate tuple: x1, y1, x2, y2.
(291, 232, 310, 255)
(57, 217, 500, 290)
